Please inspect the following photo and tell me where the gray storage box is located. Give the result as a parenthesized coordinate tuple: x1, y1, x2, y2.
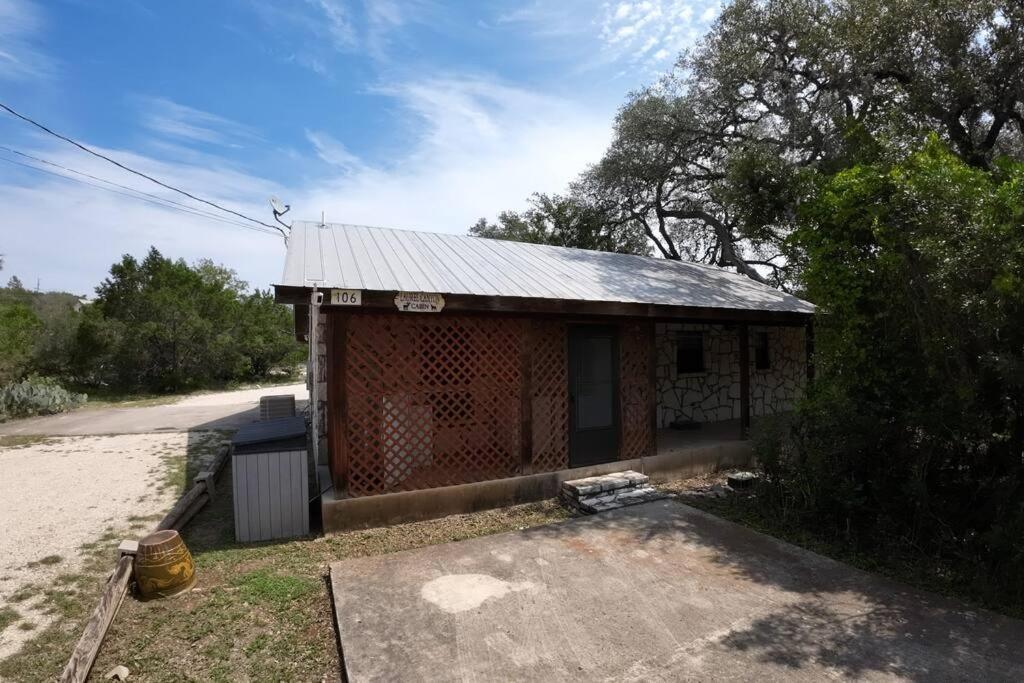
(232, 417, 309, 542)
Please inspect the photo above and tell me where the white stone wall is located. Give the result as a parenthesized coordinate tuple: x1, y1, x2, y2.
(309, 310, 328, 464)
(655, 323, 806, 428)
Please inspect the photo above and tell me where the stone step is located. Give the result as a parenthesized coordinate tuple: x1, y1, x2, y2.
(560, 470, 666, 515)
(561, 470, 649, 498)
(563, 484, 668, 515)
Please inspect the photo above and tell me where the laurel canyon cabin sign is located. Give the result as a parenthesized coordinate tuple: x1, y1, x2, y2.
(394, 292, 445, 313)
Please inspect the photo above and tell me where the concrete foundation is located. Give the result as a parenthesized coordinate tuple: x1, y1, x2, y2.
(322, 433, 751, 532)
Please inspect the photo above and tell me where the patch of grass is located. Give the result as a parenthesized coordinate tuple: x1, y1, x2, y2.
(25, 554, 63, 569)
(0, 606, 19, 631)
(0, 524, 137, 682)
(0, 435, 53, 450)
(85, 463, 572, 683)
(235, 570, 317, 606)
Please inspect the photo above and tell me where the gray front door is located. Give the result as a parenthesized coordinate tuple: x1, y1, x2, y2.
(568, 326, 620, 468)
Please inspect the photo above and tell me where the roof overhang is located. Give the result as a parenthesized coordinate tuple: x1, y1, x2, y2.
(275, 284, 813, 327)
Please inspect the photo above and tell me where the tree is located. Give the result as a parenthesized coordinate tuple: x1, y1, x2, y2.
(75, 248, 303, 392)
(7, 276, 23, 290)
(581, 0, 1024, 285)
(0, 303, 40, 384)
(470, 193, 650, 255)
(761, 138, 1024, 606)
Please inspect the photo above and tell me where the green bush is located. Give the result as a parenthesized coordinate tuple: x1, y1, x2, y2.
(762, 139, 1024, 609)
(0, 376, 87, 421)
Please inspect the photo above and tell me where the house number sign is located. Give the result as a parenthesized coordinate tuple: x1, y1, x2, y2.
(330, 289, 362, 306)
(395, 292, 445, 313)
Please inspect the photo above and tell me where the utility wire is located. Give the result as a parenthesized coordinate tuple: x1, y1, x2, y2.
(0, 145, 280, 235)
(0, 155, 281, 236)
(0, 101, 286, 237)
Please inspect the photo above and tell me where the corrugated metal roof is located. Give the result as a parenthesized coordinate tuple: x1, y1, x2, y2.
(279, 221, 814, 314)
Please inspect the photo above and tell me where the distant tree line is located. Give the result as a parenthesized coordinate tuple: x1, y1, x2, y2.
(0, 247, 304, 412)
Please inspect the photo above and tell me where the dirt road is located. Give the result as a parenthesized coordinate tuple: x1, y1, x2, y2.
(0, 383, 308, 436)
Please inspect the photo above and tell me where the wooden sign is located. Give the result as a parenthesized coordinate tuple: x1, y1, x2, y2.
(330, 289, 362, 306)
(395, 292, 445, 313)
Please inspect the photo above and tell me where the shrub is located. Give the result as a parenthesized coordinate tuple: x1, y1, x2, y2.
(0, 376, 87, 421)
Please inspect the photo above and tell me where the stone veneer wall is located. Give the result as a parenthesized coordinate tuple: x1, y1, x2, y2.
(655, 323, 806, 428)
(310, 310, 328, 465)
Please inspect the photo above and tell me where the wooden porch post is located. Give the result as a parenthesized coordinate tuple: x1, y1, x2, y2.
(327, 312, 349, 495)
(738, 323, 750, 439)
(519, 321, 534, 475)
(648, 320, 657, 456)
(805, 318, 815, 384)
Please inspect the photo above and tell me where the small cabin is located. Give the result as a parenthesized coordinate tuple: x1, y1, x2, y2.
(274, 222, 814, 531)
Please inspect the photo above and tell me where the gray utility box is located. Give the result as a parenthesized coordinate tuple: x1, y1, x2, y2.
(232, 417, 309, 542)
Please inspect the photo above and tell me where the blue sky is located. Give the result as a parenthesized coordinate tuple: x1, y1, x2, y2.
(0, 0, 721, 294)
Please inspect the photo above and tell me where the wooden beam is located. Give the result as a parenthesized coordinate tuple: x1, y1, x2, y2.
(59, 555, 133, 683)
(273, 285, 813, 327)
(648, 320, 657, 457)
(519, 322, 534, 476)
(328, 312, 349, 495)
(739, 323, 750, 439)
(805, 319, 816, 384)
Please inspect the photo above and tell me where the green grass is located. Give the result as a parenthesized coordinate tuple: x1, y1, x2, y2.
(25, 555, 63, 569)
(0, 463, 572, 682)
(0, 435, 54, 450)
(0, 607, 19, 632)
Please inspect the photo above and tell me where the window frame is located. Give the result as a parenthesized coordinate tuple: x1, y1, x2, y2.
(674, 332, 705, 376)
(754, 330, 771, 370)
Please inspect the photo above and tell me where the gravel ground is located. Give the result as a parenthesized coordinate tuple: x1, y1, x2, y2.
(0, 432, 223, 660)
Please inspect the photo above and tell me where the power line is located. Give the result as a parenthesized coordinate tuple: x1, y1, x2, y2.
(0, 155, 281, 236)
(0, 101, 286, 237)
(0, 145, 280, 235)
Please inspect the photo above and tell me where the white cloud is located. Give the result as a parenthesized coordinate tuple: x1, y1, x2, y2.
(0, 76, 613, 294)
(599, 0, 707, 69)
(307, 0, 356, 50)
(305, 129, 365, 171)
(138, 97, 261, 148)
(0, 141, 287, 294)
(0, 0, 52, 80)
(495, 0, 718, 76)
(292, 76, 613, 232)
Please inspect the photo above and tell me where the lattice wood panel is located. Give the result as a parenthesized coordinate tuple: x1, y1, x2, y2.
(529, 320, 569, 473)
(344, 314, 524, 496)
(619, 321, 653, 460)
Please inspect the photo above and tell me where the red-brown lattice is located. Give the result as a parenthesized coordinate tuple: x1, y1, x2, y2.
(344, 314, 524, 496)
(619, 321, 653, 460)
(529, 320, 569, 473)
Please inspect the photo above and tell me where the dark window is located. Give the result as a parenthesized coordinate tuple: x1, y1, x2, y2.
(676, 333, 704, 374)
(754, 331, 770, 370)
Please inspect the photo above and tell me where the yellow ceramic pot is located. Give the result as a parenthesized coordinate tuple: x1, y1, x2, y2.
(134, 530, 196, 599)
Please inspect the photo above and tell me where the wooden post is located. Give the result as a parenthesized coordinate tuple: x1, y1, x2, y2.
(648, 320, 657, 457)
(59, 554, 134, 683)
(519, 321, 534, 475)
(739, 323, 750, 439)
(328, 312, 349, 495)
(805, 318, 815, 384)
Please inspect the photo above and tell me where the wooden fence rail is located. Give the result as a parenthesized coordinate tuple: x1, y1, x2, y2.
(59, 444, 231, 683)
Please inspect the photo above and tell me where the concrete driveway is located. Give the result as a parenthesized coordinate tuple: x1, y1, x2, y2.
(0, 383, 308, 435)
(330, 500, 1024, 681)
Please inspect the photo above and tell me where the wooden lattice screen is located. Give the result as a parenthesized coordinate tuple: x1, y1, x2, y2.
(529, 320, 569, 473)
(619, 321, 653, 460)
(339, 313, 648, 497)
(344, 314, 524, 496)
